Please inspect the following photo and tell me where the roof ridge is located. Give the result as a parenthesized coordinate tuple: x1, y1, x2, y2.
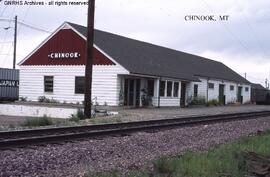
(67, 21, 223, 64)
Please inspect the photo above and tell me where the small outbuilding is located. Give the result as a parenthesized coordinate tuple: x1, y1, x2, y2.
(0, 68, 19, 101)
(18, 22, 251, 107)
(251, 83, 270, 104)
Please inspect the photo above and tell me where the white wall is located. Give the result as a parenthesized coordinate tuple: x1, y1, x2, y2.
(187, 77, 251, 104)
(19, 65, 129, 106)
(0, 104, 77, 119)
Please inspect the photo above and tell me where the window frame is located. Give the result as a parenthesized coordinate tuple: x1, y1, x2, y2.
(208, 83, 214, 89)
(230, 85, 235, 91)
(194, 84, 198, 97)
(245, 87, 249, 92)
(159, 81, 166, 97)
(166, 81, 173, 97)
(75, 76, 85, 94)
(173, 82, 179, 97)
(44, 76, 54, 93)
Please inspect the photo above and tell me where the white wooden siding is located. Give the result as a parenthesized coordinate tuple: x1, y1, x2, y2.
(187, 78, 251, 104)
(19, 65, 129, 106)
(152, 97, 180, 107)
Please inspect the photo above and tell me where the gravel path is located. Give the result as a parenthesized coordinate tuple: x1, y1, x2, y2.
(1, 117, 270, 177)
(114, 105, 270, 122)
(1, 105, 270, 126)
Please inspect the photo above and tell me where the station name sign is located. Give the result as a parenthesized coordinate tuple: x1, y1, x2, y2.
(48, 52, 81, 59)
(0, 80, 19, 87)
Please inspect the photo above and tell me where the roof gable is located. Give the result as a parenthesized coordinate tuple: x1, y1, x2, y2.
(19, 23, 115, 66)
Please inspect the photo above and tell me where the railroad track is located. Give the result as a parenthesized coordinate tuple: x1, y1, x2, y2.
(0, 111, 270, 149)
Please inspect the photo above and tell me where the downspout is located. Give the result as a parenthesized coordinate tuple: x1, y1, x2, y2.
(158, 77, 161, 108)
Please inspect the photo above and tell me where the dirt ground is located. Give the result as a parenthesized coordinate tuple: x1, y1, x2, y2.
(0, 115, 28, 126)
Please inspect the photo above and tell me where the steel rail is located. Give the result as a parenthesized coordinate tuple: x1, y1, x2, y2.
(0, 111, 270, 149)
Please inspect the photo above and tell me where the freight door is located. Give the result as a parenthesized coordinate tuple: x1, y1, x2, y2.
(219, 84, 225, 105)
(237, 86, 243, 103)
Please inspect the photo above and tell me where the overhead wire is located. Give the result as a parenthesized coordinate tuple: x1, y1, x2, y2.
(0, 18, 51, 33)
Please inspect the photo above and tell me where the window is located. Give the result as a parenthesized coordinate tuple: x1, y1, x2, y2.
(245, 87, 249, 92)
(167, 81, 173, 97)
(44, 76, 53, 93)
(230, 85, 234, 91)
(173, 82, 179, 97)
(75, 77, 85, 94)
(194, 84, 198, 97)
(208, 83, 214, 89)
(159, 81, 166, 97)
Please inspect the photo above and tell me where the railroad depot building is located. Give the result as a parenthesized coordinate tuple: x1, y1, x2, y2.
(18, 22, 251, 107)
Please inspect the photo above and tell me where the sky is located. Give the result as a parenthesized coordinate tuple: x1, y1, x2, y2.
(0, 0, 269, 86)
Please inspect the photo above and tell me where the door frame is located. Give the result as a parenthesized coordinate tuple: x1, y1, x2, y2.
(219, 84, 226, 105)
(180, 82, 187, 107)
(124, 78, 141, 107)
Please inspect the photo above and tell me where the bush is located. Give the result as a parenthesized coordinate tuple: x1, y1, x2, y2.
(38, 96, 59, 103)
(190, 96, 206, 105)
(19, 97, 27, 102)
(70, 109, 85, 122)
(207, 99, 219, 106)
(22, 115, 53, 127)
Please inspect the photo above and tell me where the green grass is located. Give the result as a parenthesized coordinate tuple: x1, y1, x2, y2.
(86, 130, 270, 177)
(22, 115, 54, 127)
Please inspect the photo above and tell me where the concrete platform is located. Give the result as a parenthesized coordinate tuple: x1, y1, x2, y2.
(107, 105, 270, 122)
(0, 104, 270, 126)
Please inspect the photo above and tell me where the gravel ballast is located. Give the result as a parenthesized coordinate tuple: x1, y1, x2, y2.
(1, 117, 270, 177)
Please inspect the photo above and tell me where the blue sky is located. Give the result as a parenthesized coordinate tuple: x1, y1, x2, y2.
(0, 0, 269, 86)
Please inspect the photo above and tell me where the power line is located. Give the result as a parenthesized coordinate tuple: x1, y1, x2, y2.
(19, 21, 51, 33)
(0, 18, 51, 33)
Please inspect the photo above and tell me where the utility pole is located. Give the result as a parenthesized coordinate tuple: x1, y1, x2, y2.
(84, 0, 95, 118)
(13, 15, 17, 69)
(244, 73, 246, 79)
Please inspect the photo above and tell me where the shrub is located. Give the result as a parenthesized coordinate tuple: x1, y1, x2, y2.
(19, 97, 27, 102)
(190, 95, 206, 105)
(207, 99, 219, 106)
(38, 96, 59, 103)
(22, 115, 53, 127)
(70, 109, 85, 122)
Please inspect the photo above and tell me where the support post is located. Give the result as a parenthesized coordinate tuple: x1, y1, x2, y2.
(13, 15, 17, 69)
(158, 78, 161, 108)
(84, 0, 95, 118)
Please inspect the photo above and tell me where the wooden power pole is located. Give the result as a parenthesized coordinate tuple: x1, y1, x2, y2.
(84, 0, 96, 118)
(13, 15, 17, 69)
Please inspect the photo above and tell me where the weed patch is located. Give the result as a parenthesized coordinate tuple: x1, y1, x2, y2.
(22, 115, 53, 127)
